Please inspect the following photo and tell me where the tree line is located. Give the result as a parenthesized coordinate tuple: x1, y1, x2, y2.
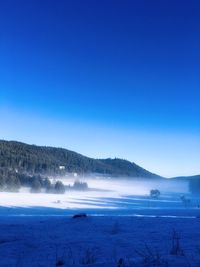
(0, 171, 66, 194)
(0, 168, 89, 194)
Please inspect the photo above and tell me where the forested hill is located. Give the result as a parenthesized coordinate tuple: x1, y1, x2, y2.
(0, 140, 161, 178)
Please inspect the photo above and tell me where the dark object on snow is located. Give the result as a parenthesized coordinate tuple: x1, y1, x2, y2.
(72, 213, 87, 219)
(150, 189, 161, 199)
(117, 258, 124, 267)
(56, 259, 65, 266)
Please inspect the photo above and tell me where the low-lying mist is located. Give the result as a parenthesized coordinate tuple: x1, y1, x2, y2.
(56, 176, 189, 196)
(0, 176, 191, 212)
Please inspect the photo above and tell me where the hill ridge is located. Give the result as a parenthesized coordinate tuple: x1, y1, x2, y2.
(0, 140, 161, 178)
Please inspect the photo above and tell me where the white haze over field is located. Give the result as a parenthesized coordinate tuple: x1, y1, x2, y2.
(0, 177, 190, 211)
(57, 176, 189, 195)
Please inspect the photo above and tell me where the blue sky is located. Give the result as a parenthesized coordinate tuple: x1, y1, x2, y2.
(0, 0, 200, 177)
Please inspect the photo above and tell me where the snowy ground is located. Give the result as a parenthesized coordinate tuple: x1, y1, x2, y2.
(0, 178, 200, 266)
(1, 215, 200, 267)
(0, 178, 192, 211)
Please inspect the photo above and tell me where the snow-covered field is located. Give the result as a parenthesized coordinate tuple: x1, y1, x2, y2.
(0, 178, 191, 212)
(1, 215, 200, 267)
(0, 178, 200, 267)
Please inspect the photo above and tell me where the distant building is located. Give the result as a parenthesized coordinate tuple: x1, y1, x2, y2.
(59, 166, 65, 170)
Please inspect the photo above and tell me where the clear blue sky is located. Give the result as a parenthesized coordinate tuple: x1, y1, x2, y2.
(0, 0, 200, 177)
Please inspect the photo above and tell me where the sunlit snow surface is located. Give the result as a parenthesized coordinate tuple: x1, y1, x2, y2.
(0, 178, 198, 217)
(1, 178, 200, 267)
